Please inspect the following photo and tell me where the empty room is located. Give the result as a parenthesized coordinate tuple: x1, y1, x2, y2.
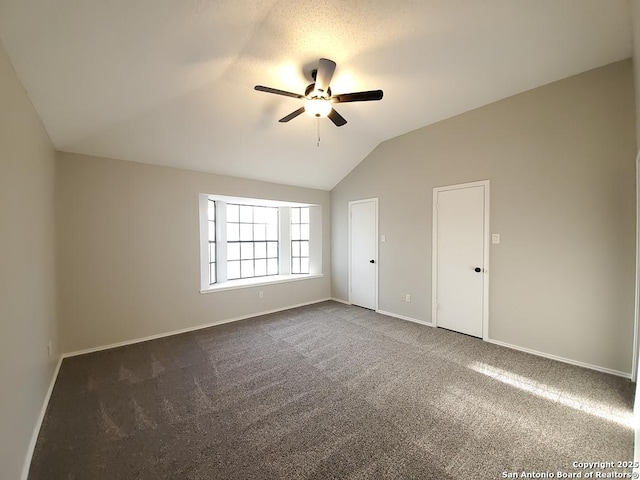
(2, 1, 640, 479)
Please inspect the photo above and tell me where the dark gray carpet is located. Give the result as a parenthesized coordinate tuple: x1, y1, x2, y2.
(29, 301, 634, 479)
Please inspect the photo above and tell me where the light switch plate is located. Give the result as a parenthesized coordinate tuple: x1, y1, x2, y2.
(492, 234, 501, 244)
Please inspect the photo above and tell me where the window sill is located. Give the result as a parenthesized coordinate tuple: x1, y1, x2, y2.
(200, 273, 323, 294)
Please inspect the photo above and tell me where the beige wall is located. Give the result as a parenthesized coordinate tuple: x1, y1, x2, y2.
(56, 152, 331, 353)
(0, 42, 58, 479)
(633, 0, 640, 147)
(332, 60, 636, 375)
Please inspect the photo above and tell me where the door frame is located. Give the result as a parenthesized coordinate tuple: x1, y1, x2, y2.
(432, 180, 490, 340)
(348, 198, 379, 310)
(632, 149, 640, 382)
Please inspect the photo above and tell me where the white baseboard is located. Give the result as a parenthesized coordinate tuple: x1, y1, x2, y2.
(21, 355, 63, 480)
(369, 308, 629, 379)
(63, 298, 333, 358)
(377, 309, 434, 328)
(485, 337, 631, 379)
(330, 297, 350, 305)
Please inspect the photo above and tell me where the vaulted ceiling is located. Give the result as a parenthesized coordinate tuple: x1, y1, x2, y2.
(0, 0, 632, 190)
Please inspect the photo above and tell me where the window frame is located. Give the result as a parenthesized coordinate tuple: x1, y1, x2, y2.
(208, 199, 217, 285)
(199, 194, 323, 293)
(225, 203, 280, 280)
(291, 206, 310, 275)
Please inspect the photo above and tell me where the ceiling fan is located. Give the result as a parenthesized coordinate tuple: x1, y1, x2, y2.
(254, 58, 383, 127)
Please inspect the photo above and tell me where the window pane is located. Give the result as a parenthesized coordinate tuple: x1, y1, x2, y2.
(291, 258, 300, 274)
(292, 241, 300, 257)
(301, 241, 309, 257)
(227, 260, 240, 280)
(241, 260, 254, 278)
(254, 223, 266, 241)
(227, 204, 239, 223)
(291, 224, 300, 241)
(301, 224, 310, 240)
(255, 259, 267, 277)
(301, 257, 309, 274)
(227, 242, 240, 261)
(240, 242, 253, 259)
(254, 206, 267, 224)
(255, 242, 267, 259)
(301, 207, 309, 223)
(209, 242, 216, 263)
(208, 221, 216, 241)
(240, 205, 253, 223)
(240, 223, 253, 241)
(267, 258, 278, 275)
(221, 203, 279, 282)
(291, 207, 300, 223)
(208, 200, 216, 221)
(209, 263, 216, 284)
(227, 223, 240, 241)
(266, 224, 278, 241)
(266, 208, 278, 224)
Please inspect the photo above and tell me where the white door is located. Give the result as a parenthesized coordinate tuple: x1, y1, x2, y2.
(433, 181, 489, 338)
(349, 199, 378, 310)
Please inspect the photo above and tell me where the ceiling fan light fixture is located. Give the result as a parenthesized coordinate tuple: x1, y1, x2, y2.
(304, 97, 332, 118)
(255, 57, 383, 127)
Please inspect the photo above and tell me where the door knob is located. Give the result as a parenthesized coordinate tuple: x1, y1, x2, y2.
(474, 267, 482, 272)
(370, 260, 375, 264)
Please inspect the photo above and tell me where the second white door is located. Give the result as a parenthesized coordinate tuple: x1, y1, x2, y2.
(433, 182, 488, 338)
(349, 199, 377, 310)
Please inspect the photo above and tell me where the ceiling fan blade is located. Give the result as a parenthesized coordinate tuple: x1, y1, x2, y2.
(315, 58, 336, 94)
(279, 107, 306, 123)
(332, 90, 384, 103)
(328, 108, 347, 127)
(255, 85, 304, 99)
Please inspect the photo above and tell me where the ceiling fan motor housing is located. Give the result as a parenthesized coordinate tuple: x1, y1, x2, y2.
(305, 83, 331, 99)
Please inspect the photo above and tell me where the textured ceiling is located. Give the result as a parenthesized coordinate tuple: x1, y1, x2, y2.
(0, 0, 633, 190)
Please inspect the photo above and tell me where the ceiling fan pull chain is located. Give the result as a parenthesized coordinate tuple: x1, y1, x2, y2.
(317, 119, 320, 147)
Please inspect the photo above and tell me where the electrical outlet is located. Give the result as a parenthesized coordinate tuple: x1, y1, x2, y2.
(401, 294, 405, 302)
(47, 341, 52, 358)
(258, 291, 263, 299)
(405, 294, 411, 303)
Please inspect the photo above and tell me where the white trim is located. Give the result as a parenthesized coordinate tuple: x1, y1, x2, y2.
(632, 150, 640, 382)
(278, 207, 292, 276)
(330, 297, 350, 305)
(348, 198, 379, 311)
(633, 150, 640, 474)
(198, 194, 210, 290)
(62, 298, 332, 358)
(432, 180, 490, 340)
(377, 309, 434, 327)
(200, 273, 323, 294)
(21, 355, 63, 480)
(485, 337, 631, 379)
(207, 194, 316, 208)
